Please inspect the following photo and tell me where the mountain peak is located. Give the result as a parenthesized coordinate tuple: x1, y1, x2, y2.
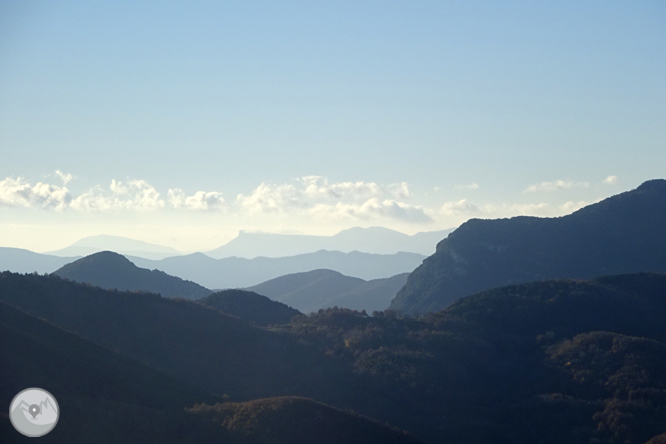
(391, 180, 666, 314)
(54, 252, 211, 299)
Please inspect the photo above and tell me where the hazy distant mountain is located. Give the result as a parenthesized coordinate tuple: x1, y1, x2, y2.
(391, 179, 666, 314)
(247, 269, 409, 313)
(0, 247, 78, 274)
(206, 226, 454, 259)
(198, 289, 301, 326)
(47, 234, 181, 260)
(54, 251, 211, 299)
(128, 250, 425, 289)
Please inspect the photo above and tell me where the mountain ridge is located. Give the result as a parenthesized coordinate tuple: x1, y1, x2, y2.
(391, 179, 666, 314)
(53, 251, 212, 300)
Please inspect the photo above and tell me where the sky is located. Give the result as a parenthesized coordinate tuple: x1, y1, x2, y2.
(1, 1, 664, 252)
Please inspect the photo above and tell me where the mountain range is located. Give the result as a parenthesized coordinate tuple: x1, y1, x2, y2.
(391, 179, 666, 314)
(128, 250, 424, 289)
(2, 270, 666, 443)
(246, 269, 409, 313)
(0, 247, 77, 274)
(206, 227, 454, 259)
(54, 251, 212, 300)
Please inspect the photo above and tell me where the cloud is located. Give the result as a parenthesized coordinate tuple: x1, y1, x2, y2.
(168, 189, 226, 211)
(559, 201, 589, 213)
(70, 180, 165, 211)
(0, 177, 71, 210)
(455, 182, 479, 190)
(439, 199, 480, 216)
(602, 175, 618, 185)
(236, 182, 301, 215)
(55, 170, 73, 185)
(299, 176, 383, 200)
(388, 182, 411, 199)
(308, 198, 432, 223)
(524, 180, 589, 193)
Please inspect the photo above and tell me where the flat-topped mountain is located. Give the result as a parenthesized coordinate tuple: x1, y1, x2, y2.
(198, 289, 301, 326)
(206, 226, 453, 259)
(53, 251, 211, 300)
(391, 179, 666, 314)
(247, 269, 409, 313)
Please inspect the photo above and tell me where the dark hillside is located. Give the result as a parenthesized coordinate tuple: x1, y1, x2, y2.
(189, 397, 424, 444)
(198, 289, 300, 326)
(392, 179, 666, 314)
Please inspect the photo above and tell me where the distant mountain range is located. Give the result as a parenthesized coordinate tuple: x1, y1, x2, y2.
(47, 234, 181, 260)
(205, 226, 454, 259)
(198, 289, 301, 326)
(128, 250, 425, 289)
(0, 247, 78, 274)
(54, 251, 212, 300)
(246, 269, 409, 313)
(391, 179, 666, 314)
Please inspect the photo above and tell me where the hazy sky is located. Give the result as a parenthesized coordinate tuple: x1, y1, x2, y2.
(1, 1, 664, 252)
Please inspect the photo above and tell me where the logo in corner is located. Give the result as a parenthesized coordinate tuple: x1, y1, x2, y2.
(9, 388, 59, 437)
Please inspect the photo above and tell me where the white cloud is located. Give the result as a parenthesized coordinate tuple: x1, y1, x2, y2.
(299, 176, 383, 200)
(55, 170, 73, 185)
(559, 201, 588, 212)
(439, 199, 480, 216)
(236, 182, 301, 215)
(524, 180, 589, 193)
(70, 180, 165, 211)
(388, 182, 411, 199)
(0, 177, 71, 210)
(602, 175, 618, 185)
(455, 182, 479, 190)
(308, 198, 432, 223)
(168, 189, 226, 211)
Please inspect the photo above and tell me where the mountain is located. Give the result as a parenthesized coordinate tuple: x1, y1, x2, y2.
(1, 299, 419, 444)
(53, 251, 211, 299)
(206, 226, 454, 259)
(0, 300, 221, 444)
(283, 272, 666, 444)
(198, 289, 301, 326)
(391, 179, 666, 314)
(0, 247, 78, 274)
(128, 250, 425, 289)
(247, 269, 409, 313)
(2, 270, 666, 443)
(47, 234, 181, 260)
(189, 397, 424, 444)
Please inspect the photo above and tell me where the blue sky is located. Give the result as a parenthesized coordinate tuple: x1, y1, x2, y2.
(1, 1, 664, 252)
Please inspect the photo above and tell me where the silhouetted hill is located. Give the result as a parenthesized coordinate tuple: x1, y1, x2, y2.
(128, 250, 424, 289)
(189, 397, 424, 444)
(0, 272, 349, 402)
(54, 251, 211, 299)
(0, 247, 78, 274)
(0, 301, 224, 444)
(198, 289, 300, 326)
(391, 179, 666, 314)
(247, 269, 408, 313)
(3, 270, 666, 443)
(206, 226, 454, 259)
